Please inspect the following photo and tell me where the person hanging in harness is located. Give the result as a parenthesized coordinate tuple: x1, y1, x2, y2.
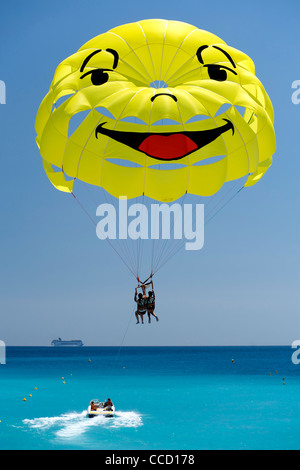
(146, 280, 159, 323)
(134, 288, 147, 324)
(137, 274, 152, 300)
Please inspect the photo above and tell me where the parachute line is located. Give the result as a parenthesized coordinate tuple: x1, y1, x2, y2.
(71, 192, 137, 279)
(103, 306, 135, 398)
(155, 183, 245, 274)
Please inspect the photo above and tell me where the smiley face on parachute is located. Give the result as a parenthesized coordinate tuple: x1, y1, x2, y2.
(35, 19, 276, 201)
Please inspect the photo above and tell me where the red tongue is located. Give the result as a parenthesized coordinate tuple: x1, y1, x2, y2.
(139, 134, 198, 160)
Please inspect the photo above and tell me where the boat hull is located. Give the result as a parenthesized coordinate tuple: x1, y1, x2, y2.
(51, 340, 83, 347)
(87, 405, 115, 418)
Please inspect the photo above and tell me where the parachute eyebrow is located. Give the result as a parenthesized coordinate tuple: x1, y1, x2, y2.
(196, 45, 236, 68)
(196, 45, 209, 64)
(80, 48, 119, 72)
(106, 48, 119, 69)
(80, 50, 102, 72)
(212, 46, 236, 68)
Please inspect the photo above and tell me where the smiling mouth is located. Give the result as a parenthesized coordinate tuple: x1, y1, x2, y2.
(95, 119, 234, 161)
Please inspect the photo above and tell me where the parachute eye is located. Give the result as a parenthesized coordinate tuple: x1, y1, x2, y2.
(80, 69, 110, 86)
(90, 70, 109, 86)
(207, 64, 227, 82)
(197, 45, 237, 82)
(202, 64, 237, 82)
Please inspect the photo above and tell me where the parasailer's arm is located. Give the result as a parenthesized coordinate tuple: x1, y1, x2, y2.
(151, 281, 155, 299)
(143, 273, 153, 284)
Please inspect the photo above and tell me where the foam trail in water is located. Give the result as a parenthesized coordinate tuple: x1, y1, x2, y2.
(23, 410, 143, 439)
(110, 411, 143, 429)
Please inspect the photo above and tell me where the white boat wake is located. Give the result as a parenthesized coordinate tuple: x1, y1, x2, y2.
(23, 410, 143, 439)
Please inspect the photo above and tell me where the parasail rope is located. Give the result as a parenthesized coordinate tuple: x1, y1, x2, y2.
(154, 184, 245, 274)
(71, 191, 137, 279)
(103, 306, 136, 399)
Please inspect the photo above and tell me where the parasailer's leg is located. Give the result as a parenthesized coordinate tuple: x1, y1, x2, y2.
(148, 309, 159, 322)
(136, 311, 145, 324)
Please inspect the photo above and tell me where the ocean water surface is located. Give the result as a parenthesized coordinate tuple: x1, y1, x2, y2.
(0, 346, 299, 450)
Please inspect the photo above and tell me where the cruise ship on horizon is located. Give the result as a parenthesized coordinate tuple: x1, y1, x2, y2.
(51, 338, 84, 347)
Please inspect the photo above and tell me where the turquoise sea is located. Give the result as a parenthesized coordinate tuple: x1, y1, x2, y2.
(0, 346, 299, 450)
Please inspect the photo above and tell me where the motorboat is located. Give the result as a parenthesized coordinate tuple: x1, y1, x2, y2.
(87, 399, 115, 418)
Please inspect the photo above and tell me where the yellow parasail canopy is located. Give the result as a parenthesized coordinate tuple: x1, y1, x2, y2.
(35, 19, 276, 202)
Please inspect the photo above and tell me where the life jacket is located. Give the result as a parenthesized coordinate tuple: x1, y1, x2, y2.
(137, 298, 146, 310)
(147, 295, 155, 309)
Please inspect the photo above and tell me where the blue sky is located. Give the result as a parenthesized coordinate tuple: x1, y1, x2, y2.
(0, 0, 299, 346)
